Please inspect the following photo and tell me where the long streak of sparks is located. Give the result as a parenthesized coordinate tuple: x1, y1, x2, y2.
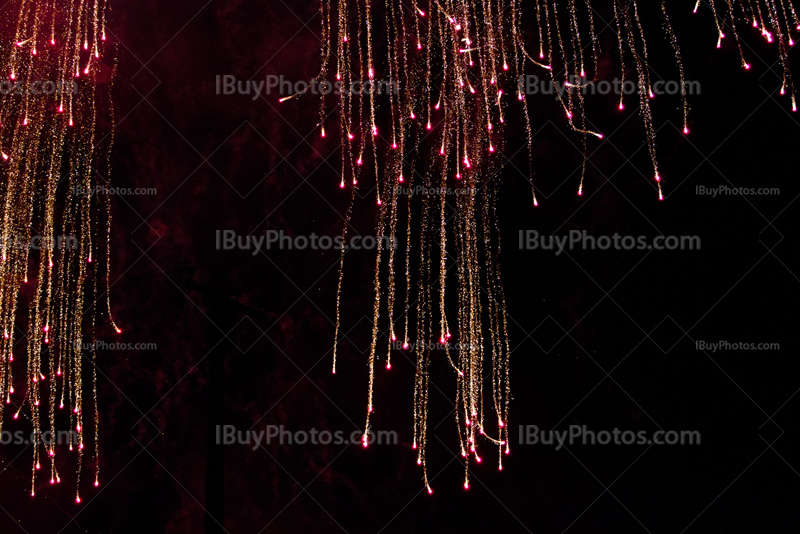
(1, 0, 118, 501)
(287, 0, 799, 491)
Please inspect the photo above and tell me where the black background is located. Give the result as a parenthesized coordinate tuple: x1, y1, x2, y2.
(1, 0, 799, 532)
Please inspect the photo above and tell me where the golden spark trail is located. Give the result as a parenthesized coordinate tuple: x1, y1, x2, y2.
(0, 0, 118, 501)
(282, 0, 800, 491)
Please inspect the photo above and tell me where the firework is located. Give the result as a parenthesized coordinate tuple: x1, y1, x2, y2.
(0, 0, 118, 501)
(297, 0, 799, 491)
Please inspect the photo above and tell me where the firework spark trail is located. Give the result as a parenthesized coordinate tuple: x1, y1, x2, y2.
(293, 0, 800, 490)
(1, 0, 118, 500)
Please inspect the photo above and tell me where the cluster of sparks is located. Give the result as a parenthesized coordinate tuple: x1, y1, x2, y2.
(0, 0, 118, 502)
(303, 0, 799, 492)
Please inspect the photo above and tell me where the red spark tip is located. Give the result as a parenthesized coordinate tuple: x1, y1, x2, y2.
(386, 363, 391, 370)
(464, 482, 469, 490)
(744, 63, 751, 70)
(427, 487, 433, 494)
(683, 127, 689, 134)
(76, 496, 81, 504)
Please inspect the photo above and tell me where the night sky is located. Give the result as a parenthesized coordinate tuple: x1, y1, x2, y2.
(1, 0, 800, 532)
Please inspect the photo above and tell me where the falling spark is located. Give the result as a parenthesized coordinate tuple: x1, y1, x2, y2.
(313, 0, 799, 492)
(1, 0, 116, 501)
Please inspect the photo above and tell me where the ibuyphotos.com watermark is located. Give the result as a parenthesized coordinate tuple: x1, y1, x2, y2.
(696, 185, 780, 197)
(75, 340, 157, 351)
(216, 425, 398, 450)
(73, 185, 157, 197)
(518, 75, 700, 97)
(519, 425, 701, 450)
(1, 429, 81, 446)
(519, 230, 701, 255)
(397, 185, 476, 196)
(216, 230, 396, 254)
(2, 234, 78, 252)
(695, 340, 780, 352)
(390, 339, 478, 352)
(216, 75, 398, 100)
(0, 79, 77, 96)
